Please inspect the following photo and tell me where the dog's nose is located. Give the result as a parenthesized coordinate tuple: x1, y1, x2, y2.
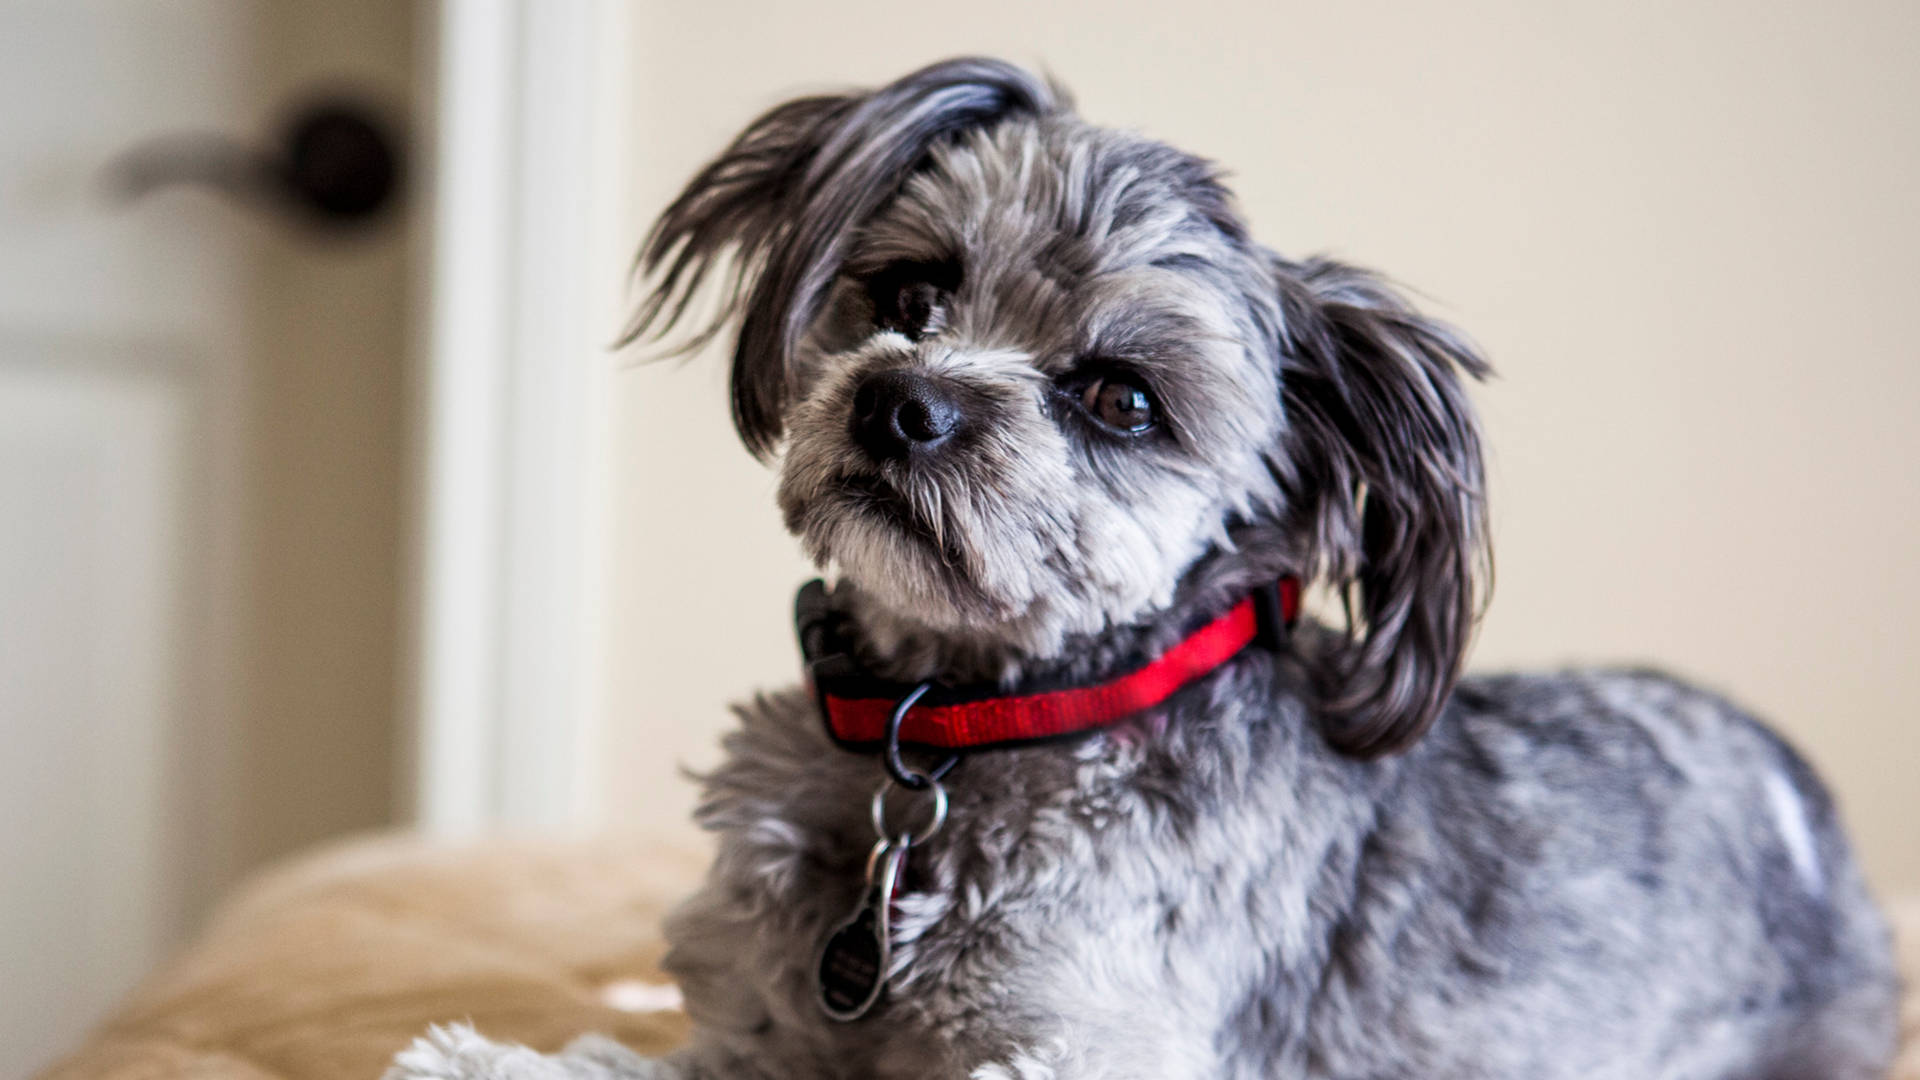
(851, 369, 961, 461)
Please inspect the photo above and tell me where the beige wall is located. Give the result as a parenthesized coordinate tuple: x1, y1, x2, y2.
(229, 3, 413, 895)
(605, 1, 1920, 895)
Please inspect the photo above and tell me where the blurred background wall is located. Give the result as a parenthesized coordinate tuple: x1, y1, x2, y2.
(604, 0, 1920, 897)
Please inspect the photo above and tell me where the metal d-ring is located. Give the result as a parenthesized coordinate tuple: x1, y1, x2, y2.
(871, 777, 949, 847)
(882, 681, 959, 790)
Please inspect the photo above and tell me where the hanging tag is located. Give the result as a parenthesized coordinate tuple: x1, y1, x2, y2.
(818, 838, 908, 1021)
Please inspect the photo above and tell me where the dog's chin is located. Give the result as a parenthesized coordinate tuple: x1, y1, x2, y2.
(781, 464, 1147, 666)
(834, 476, 968, 569)
(803, 491, 1008, 633)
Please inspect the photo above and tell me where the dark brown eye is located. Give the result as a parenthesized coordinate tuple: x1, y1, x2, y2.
(1082, 377, 1157, 434)
(877, 280, 941, 337)
(865, 258, 961, 340)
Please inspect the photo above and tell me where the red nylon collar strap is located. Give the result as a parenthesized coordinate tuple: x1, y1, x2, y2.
(795, 577, 1301, 756)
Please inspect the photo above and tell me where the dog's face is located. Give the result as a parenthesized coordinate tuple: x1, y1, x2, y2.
(777, 120, 1286, 650)
(633, 59, 1491, 756)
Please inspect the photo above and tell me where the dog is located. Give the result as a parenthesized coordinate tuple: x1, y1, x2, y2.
(389, 57, 1899, 1079)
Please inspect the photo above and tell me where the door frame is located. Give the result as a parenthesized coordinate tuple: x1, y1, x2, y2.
(405, 0, 630, 831)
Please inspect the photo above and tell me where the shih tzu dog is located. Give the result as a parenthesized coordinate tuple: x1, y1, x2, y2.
(391, 58, 1898, 1079)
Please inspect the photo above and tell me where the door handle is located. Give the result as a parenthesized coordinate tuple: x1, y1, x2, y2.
(106, 95, 402, 230)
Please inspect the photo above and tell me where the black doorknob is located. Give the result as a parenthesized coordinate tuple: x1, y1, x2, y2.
(108, 95, 403, 230)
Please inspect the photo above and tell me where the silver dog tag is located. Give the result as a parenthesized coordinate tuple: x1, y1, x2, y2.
(818, 838, 908, 1021)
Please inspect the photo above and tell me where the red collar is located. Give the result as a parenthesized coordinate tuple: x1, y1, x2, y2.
(796, 577, 1300, 760)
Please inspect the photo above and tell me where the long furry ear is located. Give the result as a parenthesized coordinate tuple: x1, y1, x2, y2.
(626, 58, 1060, 459)
(1274, 257, 1492, 757)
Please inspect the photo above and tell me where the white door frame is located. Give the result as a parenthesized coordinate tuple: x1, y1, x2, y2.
(405, 0, 629, 831)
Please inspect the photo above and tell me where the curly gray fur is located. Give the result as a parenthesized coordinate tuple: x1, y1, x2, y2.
(392, 57, 1899, 1080)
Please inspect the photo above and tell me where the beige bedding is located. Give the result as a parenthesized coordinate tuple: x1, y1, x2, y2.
(37, 831, 1920, 1080)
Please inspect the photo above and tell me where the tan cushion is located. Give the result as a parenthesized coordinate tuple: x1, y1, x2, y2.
(36, 832, 1920, 1079)
(38, 833, 701, 1080)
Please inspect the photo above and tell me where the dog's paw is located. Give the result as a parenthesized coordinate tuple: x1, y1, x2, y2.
(384, 1023, 578, 1080)
(557, 1033, 660, 1076)
(385, 1023, 670, 1080)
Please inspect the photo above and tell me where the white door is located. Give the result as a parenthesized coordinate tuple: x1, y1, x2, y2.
(0, 4, 413, 1075)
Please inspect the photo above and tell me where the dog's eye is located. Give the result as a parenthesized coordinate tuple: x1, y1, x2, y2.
(1080, 376, 1157, 434)
(864, 259, 960, 340)
(876, 280, 942, 338)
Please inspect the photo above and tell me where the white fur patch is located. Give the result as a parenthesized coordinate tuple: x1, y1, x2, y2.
(1762, 770, 1824, 895)
(597, 977, 683, 1013)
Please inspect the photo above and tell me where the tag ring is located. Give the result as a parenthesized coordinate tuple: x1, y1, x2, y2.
(871, 778, 948, 846)
(883, 681, 960, 790)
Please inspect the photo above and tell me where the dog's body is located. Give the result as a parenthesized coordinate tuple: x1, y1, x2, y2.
(660, 648, 1895, 1080)
(391, 58, 1899, 1079)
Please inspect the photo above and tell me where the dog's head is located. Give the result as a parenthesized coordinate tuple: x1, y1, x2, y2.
(631, 58, 1490, 756)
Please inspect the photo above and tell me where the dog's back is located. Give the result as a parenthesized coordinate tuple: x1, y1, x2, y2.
(1337, 667, 1902, 1079)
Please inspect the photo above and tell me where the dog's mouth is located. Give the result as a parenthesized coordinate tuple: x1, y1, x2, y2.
(839, 473, 911, 519)
(835, 473, 967, 569)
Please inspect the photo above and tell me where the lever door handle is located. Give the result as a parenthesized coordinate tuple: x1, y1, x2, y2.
(107, 96, 402, 229)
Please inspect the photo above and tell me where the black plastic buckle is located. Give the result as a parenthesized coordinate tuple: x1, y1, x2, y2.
(1250, 579, 1292, 653)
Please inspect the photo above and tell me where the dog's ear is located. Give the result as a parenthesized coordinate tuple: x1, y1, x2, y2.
(1273, 257, 1491, 757)
(627, 58, 1059, 459)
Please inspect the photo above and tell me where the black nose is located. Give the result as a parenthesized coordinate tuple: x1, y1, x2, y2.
(851, 369, 961, 461)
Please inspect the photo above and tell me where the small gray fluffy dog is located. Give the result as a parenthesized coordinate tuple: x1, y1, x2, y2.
(391, 58, 1899, 1079)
